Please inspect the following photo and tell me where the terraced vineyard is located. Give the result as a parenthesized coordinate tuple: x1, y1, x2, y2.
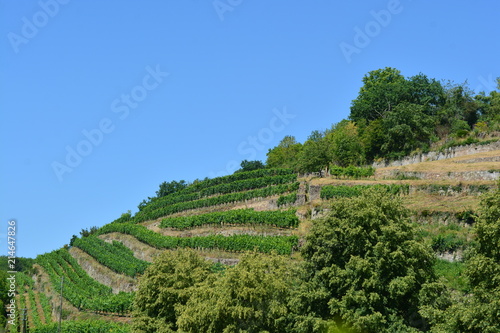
(96, 223, 298, 255)
(9, 272, 53, 332)
(36, 249, 134, 315)
(13, 151, 499, 331)
(11, 169, 301, 331)
(73, 236, 150, 277)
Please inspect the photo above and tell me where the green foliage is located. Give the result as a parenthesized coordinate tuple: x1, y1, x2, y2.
(0, 269, 10, 305)
(79, 226, 99, 237)
(359, 118, 385, 161)
(160, 208, 299, 229)
(133, 249, 212, 332)
(350, 67, 408, 122)
(433, 259, 467, 292)
(31, 320, 130, 333)
(157, 179, 189, 198)
(381, 102, 435, 157)
(439, 137, 499, 151)
(266, 136, 303, 170)
(38, 291, 53, 324)
(320, 184, 409, 200)
(36, 249, 133, 314)
(406, 73, 445, 113)
(133, 251, 326, 333)
(454, 209, 476, 224)
(176, 252, 326, 333)
(302, 189, 436, 332)
(326, 121, 365, 167)
(236, 159, 265, 172)
(431, 234, 464, 253)
(422, 183, 500, 332)
(439, 82, 480, 128)
(450, 119, 471, 138)
(0, 299, 5, 329)
(73, 236, 150, 277)
(97, 223, 299, 255)
(112, 210, 133, 224)
(297, 130, 331, 173)
(277, 192, 298, 207)
(476, 79, 500, 128)
(0, 256, 36, 273)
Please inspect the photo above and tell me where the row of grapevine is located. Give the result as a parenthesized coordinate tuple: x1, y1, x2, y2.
(140, 174, 297, 213)
(30, 320, 130, 333)
(72, 236, 150, 277)
(96, 223, 299, 255)
(320, 184, 410, 200)
(12, 272, 29, 331)
(277, 192, 298, 207)
(8, 273, 52, 331)
(160, 208, 299, 229)
(329, 165, 375, 179)
(27, 289, 43, 328)
(177, 168, 295, 194)
(133, 182, 300, 223)
(38, 292, 53, 325)
(36, 249, 133, 315)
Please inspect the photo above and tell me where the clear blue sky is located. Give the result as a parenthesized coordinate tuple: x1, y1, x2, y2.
(1, 1, 499, 258)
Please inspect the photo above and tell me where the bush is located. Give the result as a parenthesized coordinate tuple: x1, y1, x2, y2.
(431, 234, 465, 253)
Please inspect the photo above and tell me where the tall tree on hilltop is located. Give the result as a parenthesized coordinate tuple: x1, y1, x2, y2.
(266, 135, 303, 170)
(350, 67, 407, 123)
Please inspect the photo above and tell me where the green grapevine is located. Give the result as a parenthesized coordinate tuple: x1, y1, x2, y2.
(160, 208, 299, 229)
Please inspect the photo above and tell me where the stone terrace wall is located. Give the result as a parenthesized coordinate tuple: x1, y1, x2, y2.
(372, 141, 500, 168)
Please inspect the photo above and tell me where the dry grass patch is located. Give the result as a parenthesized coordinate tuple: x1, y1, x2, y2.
(402, 192, 481, 213)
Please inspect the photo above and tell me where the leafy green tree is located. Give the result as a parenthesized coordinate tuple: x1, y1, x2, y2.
(405, 73, 445, 115)
(0, 256, 35, 273)
(176, 252, 326, 333)
(235, 160, 265, 173)
(132, 249, 212, 333)
(325, 120, 364, 167)
(79, 226, 99, 237)
(381, 102, 436, 157)
(302, 189, 436, 332)
(297, 130, 330, 174)
(476, 77, 500, 129)
(266, 135, 303, 170)
(156, 180, 189, 198)
(350, 67, 407, 123)
(439, 82, 480, 129)
(112, 210, 133, 224)
(0, 270, 8, 328)
(359, 118, 385, 161)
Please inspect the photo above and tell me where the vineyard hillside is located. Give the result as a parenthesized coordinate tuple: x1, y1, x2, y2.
(8, 146, 500, 332)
